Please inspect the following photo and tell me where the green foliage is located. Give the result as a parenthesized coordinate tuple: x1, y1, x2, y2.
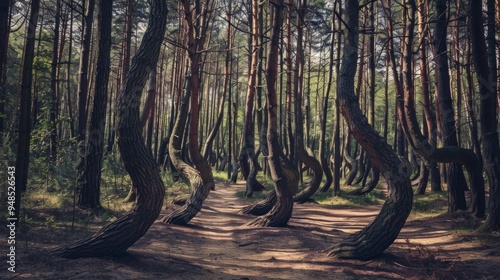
(212, 169, 229, 182)
(412, 192, 448, 217)
(312, 185, 386, 207)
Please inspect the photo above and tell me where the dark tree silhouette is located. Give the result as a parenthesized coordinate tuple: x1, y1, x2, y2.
(77, 0, 113, 209)
(469, 0, 500, 231)
(0, 0, 10, 145)
(51, 0, 167, 258)
(15, 0, 40, 221)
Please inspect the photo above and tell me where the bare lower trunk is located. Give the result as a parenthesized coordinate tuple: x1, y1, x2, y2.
(294, 148, 323, 203)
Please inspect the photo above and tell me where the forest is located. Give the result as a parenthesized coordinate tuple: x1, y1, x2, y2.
(1, 0, 500, 278)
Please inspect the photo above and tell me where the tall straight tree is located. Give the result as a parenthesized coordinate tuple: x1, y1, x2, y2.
(417, 0, 441, 193)
(318, 0, 336, 193)
(107, 0, 136, 153)
(52, 0, 167, 258)
(15, 0, 40, 221)
(328, 0, 413, 260)
(76, 0, 95, 149)
(239, 0, 265, 197)
(469, 0, 500, 231)
(77, 0, 113, 209)
(49, 0, 61, 161)
(292, 0, 323, 204)
(434, 0, 468, 212)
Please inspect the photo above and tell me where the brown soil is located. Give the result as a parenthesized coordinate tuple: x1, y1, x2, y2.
(6, 182, 500, 279)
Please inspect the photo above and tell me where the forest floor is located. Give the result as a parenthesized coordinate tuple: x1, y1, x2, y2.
(6, 182, 500, 279)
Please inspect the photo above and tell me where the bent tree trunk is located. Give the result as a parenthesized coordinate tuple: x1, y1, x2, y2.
(161, 0, 215, 225)
(294, 148, 323, 203)
(242, 155, 298, 216)
(399, 0, 485, 217)
(328, 0, 413, 260)
(51, 0, 167, 258)
(240, 0, 265, 197)
(246, 0, 295, 227)
(469, 0, 500, 231)
(161, 75, 208, 225)
(291, 0, 323, 204)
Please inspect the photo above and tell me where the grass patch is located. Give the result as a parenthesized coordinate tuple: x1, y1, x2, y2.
(212, 170, 230, 182)
(411, 192, 448, 217)
(311, 184, 386, 207)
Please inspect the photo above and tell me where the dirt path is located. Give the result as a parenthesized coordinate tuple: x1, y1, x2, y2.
(9, 182, 500, 279)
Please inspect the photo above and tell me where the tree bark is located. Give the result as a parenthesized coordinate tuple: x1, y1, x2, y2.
(49, 0, 61, 161)
(15, 0, 40, 221)
(161, 0, 215, 225)
(76, 0, 95, 146)
(51, 0, 167, 258)
(417, 0, 441, 192)
(318, 4, 335, 193)
(291, 0, 323, 203)
(239, 0, 265, 197)
(400, 0, 484, 217)
(246, 0, 296, 227)
(328, 0, 413, 260)
(330, 0, 342, 196)
(77, 0, 113, 209)
(434, 0, 468, 212)
(469, 0, 500, 231)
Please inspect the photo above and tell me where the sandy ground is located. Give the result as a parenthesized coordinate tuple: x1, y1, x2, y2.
(5, 182, 500, 279)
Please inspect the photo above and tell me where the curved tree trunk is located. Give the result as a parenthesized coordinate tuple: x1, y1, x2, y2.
(240, 0, 265, 197)
(289, 0, 323, 204)
(294, 148, 323, 203)
(349, 167, 380, 196)
(246, 0, 295, 227)
(51, 0, 167, 258)
(328, 0, 413, 260)
(399, 0, 485, 218)
(352, 151, 365, 185)
(342, 150, 358, 186)
(161, 0, 215, 225)
(241, 191, 277, 216)
(469, 0, 500, 231)
(414, 162, 430, 195)
(161, 76, 209, 225)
